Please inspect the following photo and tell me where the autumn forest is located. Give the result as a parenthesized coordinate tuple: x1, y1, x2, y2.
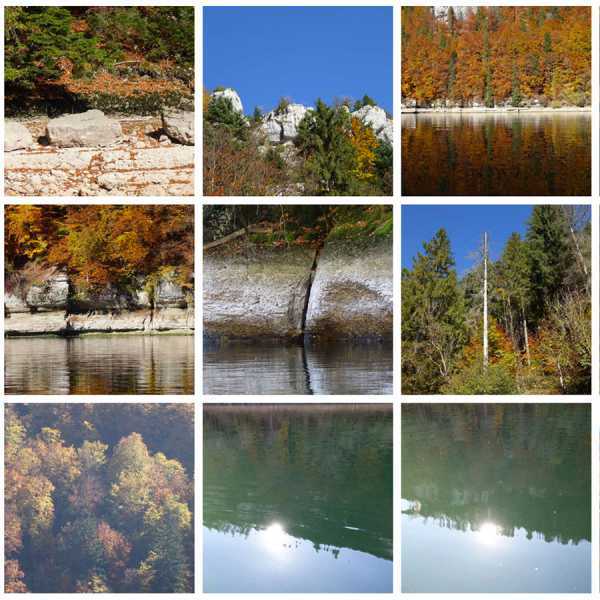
(402, 206, 591, 395)
(5, 404, 194, 593)
(401, 7, 591, 108)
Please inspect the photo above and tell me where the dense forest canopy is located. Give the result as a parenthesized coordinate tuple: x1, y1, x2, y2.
(5, 6, 194, 115)
(402, 206, 591, 394)
(401, 6, 591, 107)
(203, 95, 393, 196)
(5, 403, 194, 593)
(5, 205, 194, 292)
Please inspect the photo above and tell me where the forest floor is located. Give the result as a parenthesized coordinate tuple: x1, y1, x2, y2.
(5, 115, 194, 197)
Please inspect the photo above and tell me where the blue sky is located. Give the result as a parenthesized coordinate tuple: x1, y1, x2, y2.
(401, 205, 535, 276)
(203, 7, 393, 115)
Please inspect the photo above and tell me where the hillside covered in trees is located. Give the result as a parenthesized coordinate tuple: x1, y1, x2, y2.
(5, 205, 193, 300)
(5, 404, 194, 592)
(402, 206, 591, 394)
(401, 7, 591, 108)
(203, 91, 393, 196)
(5, 7, 194, 116)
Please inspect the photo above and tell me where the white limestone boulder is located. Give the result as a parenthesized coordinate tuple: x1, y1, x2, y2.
(5, 121, 33, 152)
(162, 109, 194, 145)
(46, 110, 122, 148)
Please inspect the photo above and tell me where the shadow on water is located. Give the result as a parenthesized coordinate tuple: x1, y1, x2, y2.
(401, 403, 591, 593)
(203, 404, 393, 592)
(5, 335, 194, 394)
(401, 113, 591, 196)
(202, 337, 393, 395)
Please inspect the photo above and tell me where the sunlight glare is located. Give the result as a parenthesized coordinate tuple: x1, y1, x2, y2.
(478, 521, 501, 545)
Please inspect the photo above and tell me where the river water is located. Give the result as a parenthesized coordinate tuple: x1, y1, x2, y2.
(401, 403, 591, 593)
(203, 339, 393, 395)
(401, 112, 591, 195)
(203, 404, 393, 592)
(5, 335, 194, 394)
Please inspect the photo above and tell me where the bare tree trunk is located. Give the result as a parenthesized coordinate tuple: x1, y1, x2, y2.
(521, 300, 531, 367)
(483, 232, 488, 372)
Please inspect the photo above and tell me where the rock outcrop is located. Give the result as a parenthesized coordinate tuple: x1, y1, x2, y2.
(305, 236, 393, 339)
(5, 269, 193, 335)
(162, 109, 194, 145)
(6, 143, 193, 196)
(351, 105, 393, 144)
(203, 247, 316, 338)
(5, 114, 194, 196)
(25, 272, 69, 311)
(211, 88, 244, 114)
(261, 104, 311, 142)
(5, 121, 33, 152)
(46, 110, 123, 148)
(203, 235, 393, 341)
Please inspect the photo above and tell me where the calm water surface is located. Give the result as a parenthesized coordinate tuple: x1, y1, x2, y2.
(402, 404, 591, 593)
(402, 113, 591, 195)
(203, 339, 392, 395)
(204, 405, 393, 593)
(5, 335, 194, 394)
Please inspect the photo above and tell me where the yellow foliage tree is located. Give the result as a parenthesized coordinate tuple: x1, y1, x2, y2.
(349, 117, 378, 181)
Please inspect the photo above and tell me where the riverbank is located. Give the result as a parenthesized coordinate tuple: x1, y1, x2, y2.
(401, 106, 591, 114)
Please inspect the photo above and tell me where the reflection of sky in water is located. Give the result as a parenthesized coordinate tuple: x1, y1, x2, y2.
(204, 524, 392, 593)
(401, 506, 591, 593)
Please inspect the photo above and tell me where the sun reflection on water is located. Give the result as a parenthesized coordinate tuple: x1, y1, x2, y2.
(478, 521, 501, 546)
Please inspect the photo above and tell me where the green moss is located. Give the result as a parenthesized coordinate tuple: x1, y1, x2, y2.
(373, 217, 393, 238)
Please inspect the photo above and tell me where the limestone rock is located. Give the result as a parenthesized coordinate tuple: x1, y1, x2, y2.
(46, 110, 122, 148)
(211, 88, 244, 114)
(351, 105, 393, 144)
(5, 293, 28, 314)
(203, 247, 316, 338)
(162, 110, 194, 145)
(305, 237, 392, 339)
(5, 121, 33, 152)
(156, 278, 188, 308)
(25, 272, 69, 311)
(261, 104, 310, 142)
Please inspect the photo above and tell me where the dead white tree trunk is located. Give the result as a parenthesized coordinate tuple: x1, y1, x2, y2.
(483, 231, 489, 372)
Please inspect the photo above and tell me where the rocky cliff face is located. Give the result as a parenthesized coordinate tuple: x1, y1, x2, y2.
(203, 246, 316, 338)
(305, 237, 392, 339)
(203, 236, 392, 340)
(4, 268, 193, 335)
(208, 88, 394, 146)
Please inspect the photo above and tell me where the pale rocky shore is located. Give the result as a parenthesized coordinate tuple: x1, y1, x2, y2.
(5, 267, 194, 336)
(4, 109, 194, 196)
(401, 105, 591, 114)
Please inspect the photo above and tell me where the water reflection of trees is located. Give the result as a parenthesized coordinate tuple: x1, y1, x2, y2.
(401, 115, 591, 196)
(204, 404, 393, 560)
(402, 404, 591, 544)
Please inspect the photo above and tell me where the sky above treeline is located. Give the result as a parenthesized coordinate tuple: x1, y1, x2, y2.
(402, 205, 536, 275)
(203, 7, 393, 115)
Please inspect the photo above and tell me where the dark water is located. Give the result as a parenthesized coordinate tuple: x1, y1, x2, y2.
(402, 404, 591, 593)
(203, 405, 393, 593)
(5, 335, 194, 394)
(401, 113, 591, 196)
(203, 339, 393, 395)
